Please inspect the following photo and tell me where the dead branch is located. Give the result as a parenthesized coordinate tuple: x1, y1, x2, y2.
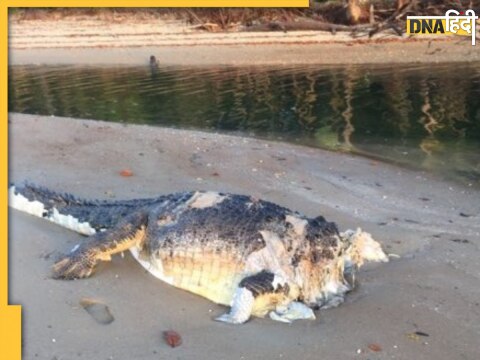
(367, 1, 416, 37)
(244, 20, 373, 34)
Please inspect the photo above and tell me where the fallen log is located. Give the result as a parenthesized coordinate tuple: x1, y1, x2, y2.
(244, 19, 373, 34)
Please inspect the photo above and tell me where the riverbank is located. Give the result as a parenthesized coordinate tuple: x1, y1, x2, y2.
(9, 113, 480, 360)
(9, 15, 480, 65)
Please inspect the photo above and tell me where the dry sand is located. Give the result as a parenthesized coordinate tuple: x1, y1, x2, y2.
(9, 113, 480, 360)
(9, 16, 480, 65)
(8, 14, 480, 360)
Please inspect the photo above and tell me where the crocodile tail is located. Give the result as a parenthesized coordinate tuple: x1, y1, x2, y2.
(9, 182, 161, 235)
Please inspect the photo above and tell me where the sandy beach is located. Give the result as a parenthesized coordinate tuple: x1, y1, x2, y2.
(9, 15, 480, 65)
(9, 113, 480, 360)
(8, 13, 480, 360)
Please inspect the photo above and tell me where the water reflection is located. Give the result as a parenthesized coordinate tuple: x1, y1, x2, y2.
(8, 63, 480, 187)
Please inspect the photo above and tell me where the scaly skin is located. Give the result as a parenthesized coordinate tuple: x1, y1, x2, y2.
(52, 210, 149, 279)
(9, 183, 388, 323)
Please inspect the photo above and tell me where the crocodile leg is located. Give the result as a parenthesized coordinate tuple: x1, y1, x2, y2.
(215, 270, 291, 324)
(52, 210, 148, 279)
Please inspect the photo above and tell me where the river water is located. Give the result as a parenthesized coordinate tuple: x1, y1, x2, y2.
(8, 63, 480, 187)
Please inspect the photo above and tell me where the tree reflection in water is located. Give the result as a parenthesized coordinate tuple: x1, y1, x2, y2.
(8, 63, 480, 187)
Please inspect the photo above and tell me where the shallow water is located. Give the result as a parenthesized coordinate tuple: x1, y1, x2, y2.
(8, 63, 480, 187)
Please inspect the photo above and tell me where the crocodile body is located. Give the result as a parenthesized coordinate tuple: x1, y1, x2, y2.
(9, 183, 388, 324)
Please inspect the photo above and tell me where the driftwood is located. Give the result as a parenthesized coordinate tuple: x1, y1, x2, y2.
(244, 19, 373, 35)
(367, 1, 415, 37)
(187, 0, 462, 38)
(244, 1, 416, 38)
(244, 19, 402, 37)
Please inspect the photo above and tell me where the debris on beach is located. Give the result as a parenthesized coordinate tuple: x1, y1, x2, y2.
(39, 250, 55, 260)
(450, 239, 470, 244)
(368, 343, 382, 352)
(406, 332, 421, 341)
(163, 330, 182, 348)
(119, 169, 133, 177)
(414, 331, 429, 337)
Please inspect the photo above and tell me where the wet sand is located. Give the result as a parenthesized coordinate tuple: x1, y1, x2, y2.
(9, 113, 480, 360)
(9, 15, 480, 65)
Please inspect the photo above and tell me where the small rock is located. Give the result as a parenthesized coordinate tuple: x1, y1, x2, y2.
(119, 169, 133, 177)
(368, 343, 382, 352)
(163, 330, 182, 348)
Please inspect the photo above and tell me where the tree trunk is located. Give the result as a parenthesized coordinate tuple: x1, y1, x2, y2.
(346, 0, 370, 24)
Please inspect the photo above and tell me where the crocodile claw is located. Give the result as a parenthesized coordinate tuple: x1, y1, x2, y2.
(52, 252, 97, 280)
